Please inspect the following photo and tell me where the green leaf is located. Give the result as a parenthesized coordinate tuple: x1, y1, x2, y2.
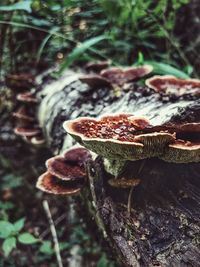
(0, 1, 32, 13)
(18, 233, 38, 244)
(137, 52, 144, 65)
(0, 221, 14, 239)
(97, 254, 110, 267)
(145, 61, 190, 79)
(59, 35, 109, 72)
(39, 241, 53, 255)
(2, 237, 16, 257)
(13, 218, 25, 233)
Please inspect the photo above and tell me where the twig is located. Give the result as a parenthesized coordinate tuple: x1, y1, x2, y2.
(39, 213, 66, 239)
(43, 200, 63, 267)
(127, 186, 134, 215)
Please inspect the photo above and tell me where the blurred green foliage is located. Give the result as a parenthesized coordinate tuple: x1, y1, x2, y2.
(0, 0, 193, 78)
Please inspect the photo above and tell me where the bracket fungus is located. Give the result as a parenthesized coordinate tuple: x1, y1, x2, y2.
(13, 106, 35, 122)
(79, 74, 112, 88)
(85, 60, 111, 73)
(63, 114, 176, 161)
(5, 73, 35, 90)
(145, 75, 200, 96)
(36, 172, 83, 195)
(17, 92, 38, 103)
(13, 85, 45, 145)
(63, 113, 200, 164)
(14, 127, 41, 137)
(36, 147, 91, 195)
(100, 65, 153, 86)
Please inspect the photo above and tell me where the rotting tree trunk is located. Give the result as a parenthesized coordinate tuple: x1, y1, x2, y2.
(35, 69, 200, 267)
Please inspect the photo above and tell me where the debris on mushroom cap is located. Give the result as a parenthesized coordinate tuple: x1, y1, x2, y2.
(145, 75, 200, 96)
(85, 60, 111, 73)
(17, 92, 38, 103)
(79, 74, 112, 88)
(100, 65, 153, 85)
(63, 114, 177, 160)
(46, 155, 87, 181)
(14, 127, 41, 137)
(160, 140, 200, 163)
(13, 106, 35, 122)
(36, 172, 82, 195)
(108, 177, 141, 188)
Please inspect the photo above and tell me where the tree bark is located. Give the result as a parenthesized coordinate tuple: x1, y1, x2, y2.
(35, 69, 200, 267)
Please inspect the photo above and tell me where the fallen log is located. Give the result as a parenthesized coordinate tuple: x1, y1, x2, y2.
(14, 66, 200, 266)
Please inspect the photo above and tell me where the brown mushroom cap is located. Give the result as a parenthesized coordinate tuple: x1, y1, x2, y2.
(145, 75, 200, 96)
(46, 155, 87, 181)
(45, 148, 91, 181)
(63, 114, 176, 160)
(5, 73, 35, 90)
(63, 147, 91, 164)
(79, 74, 112, 88)
(85, 60, 111, 73)
(13, 106, 35, 122)
(36, 172, 82, 195)
(108, 177, 141, 188)
(17, 92, 38, 103)
(14, 127, 41, 137)
(100, 65, 153, 85)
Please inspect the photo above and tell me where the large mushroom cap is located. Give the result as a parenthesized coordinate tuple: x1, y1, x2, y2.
(100, 65, 153, 86)
(145, 75, 200, 96)
(36, 172, 82, 195)
(63, 114, 176, 161)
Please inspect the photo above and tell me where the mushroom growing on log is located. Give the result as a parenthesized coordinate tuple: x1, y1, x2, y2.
(37, 147, 91, 194)
(11, 67, 200, 266)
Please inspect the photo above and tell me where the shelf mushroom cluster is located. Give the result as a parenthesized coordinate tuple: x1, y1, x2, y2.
(63, 113, 200, 163)
(36, 147, 91, 195)
(81, 61, 153, 89)
(13, 90, 45, 145)
(145, 75, 200, 98)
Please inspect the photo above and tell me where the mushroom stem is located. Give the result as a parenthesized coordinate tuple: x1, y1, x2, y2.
(127, 159, 146, 216)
